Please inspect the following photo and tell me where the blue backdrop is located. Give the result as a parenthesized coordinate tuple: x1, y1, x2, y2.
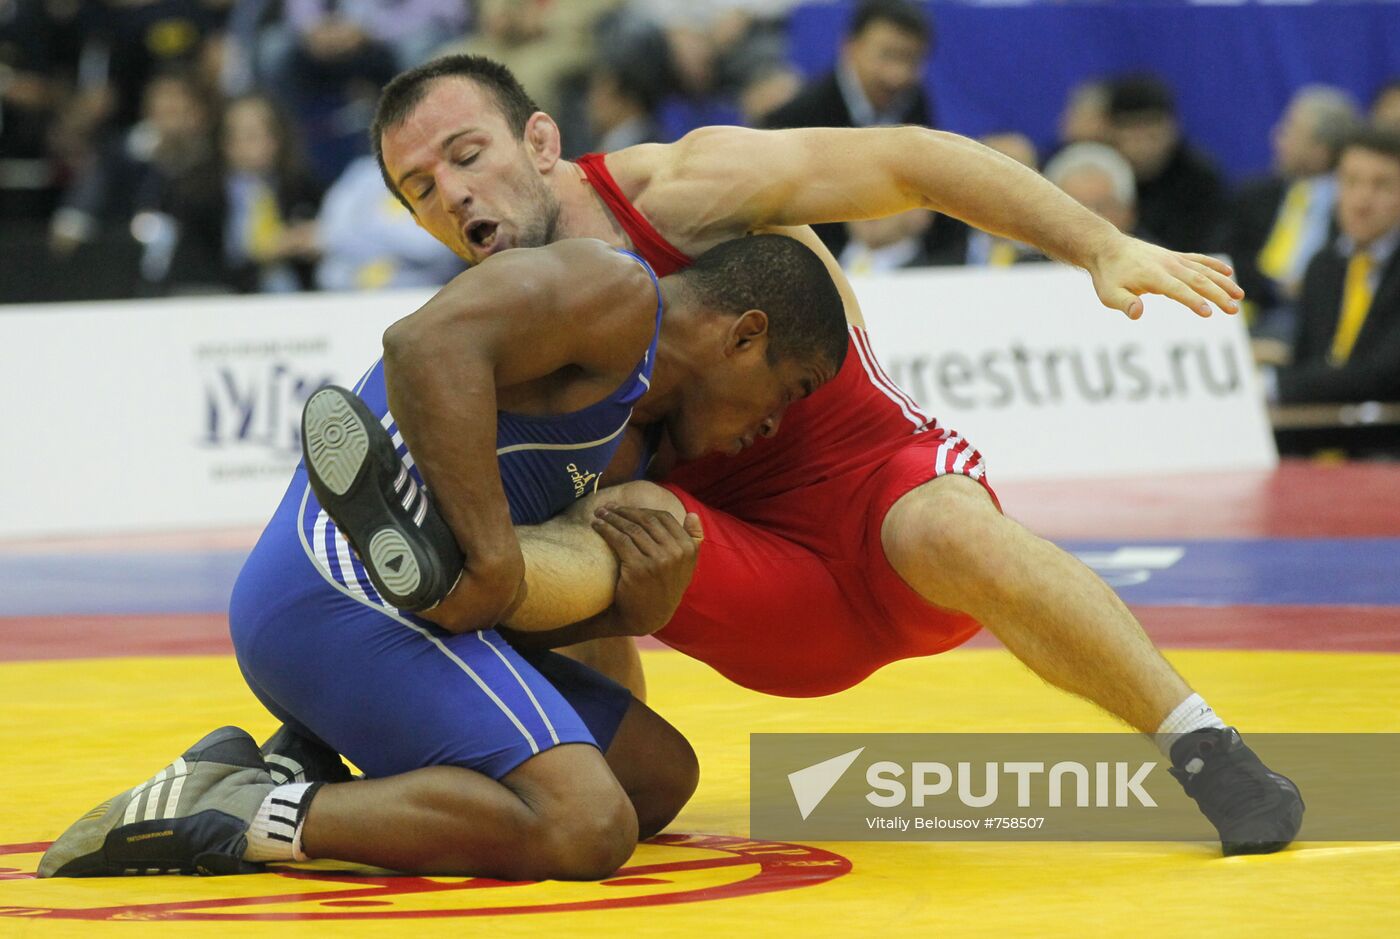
(784, 1, 1400, 182)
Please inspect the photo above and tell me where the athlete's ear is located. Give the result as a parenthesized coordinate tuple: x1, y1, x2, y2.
(524, 112, 562, 173)
(726, 309, 771, 357)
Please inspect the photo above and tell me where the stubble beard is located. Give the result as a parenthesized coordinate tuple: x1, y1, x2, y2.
(517, 174, 562, 250)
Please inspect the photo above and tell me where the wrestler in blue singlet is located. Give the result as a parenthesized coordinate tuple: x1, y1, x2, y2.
(229, 250, 661, 780)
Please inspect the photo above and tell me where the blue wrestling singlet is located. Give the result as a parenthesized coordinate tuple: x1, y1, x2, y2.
(229, 250, 662, 780)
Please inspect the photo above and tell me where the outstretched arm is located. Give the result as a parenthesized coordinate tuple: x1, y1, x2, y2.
(381, 239, 657, 632)
(647, 125, 1243, 319)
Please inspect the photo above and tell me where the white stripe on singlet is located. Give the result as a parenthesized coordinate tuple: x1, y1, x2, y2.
(494, 417, 630, 457)
(474, 631, 561, 746)
(292, 485, 543, 755)
(933, 433, 986, 480)
(388, 430, 416, 472)
(329, 519, 373, 602)
(311, 508, 372, 601)
(848, 325, 930, 432)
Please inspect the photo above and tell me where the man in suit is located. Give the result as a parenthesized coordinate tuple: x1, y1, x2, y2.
(1105, 75, 1227, 254)
(760, 0, 933, 256)
(1270, 127, 1400, 405)
(1225, 86, 1360, 335)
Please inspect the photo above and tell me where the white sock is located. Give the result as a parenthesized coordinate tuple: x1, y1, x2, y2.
(244, 782, 316, 862)
(1153, 693, 1227, 756)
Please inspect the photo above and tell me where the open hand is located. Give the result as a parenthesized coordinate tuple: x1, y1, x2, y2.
(1088, 233, 1244, 321)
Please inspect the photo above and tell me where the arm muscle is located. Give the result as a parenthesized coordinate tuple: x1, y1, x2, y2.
(381, 239, 657, 630)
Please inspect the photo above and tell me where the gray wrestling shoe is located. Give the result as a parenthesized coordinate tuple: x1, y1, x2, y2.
(38, 726, 275, 877)
(301, 385, 464, 611)
(260, 724, 353, 785)
(1169, 727, 1305, 856)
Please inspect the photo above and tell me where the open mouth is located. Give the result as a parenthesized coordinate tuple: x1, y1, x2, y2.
(466, 220, 499, 252)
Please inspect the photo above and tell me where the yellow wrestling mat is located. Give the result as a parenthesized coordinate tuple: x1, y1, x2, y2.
(2, 647, 1397, 938)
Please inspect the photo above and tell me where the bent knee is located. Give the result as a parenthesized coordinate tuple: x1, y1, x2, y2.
(575, 480, 684, 521)
(637, 735, 699, 839)
(881, 475, 1021, 601)
(884, 475, 1002, 558)
(538, 790, 639, 880)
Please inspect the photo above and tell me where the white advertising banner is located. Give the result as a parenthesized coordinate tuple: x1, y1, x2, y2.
(1, 289, 433, 539)
(855, 265, 1278, 481)
(0, 266, 1275, 539)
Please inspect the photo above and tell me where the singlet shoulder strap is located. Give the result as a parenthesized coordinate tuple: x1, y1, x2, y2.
(612, 247, 666, 354)
(578, 153, 693, 276)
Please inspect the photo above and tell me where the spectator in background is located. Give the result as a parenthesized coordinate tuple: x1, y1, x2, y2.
(1225, 86, 1360, 343)
(315, 154, 464, 292)
(623, 0, 795, 101)
(585, 62, 662, 153)
(1044, 142, 1141, 238)
(437, 0, 616, 119)
(220, 93, 322, 292)
(1372, 78, 1400, 132)
(49, 69, 216, 257)
(38, 0, 112, 187)
(82, 0, 229, 130)
(1057, 79, 1110, 150)
(268, 0, 469, 183)
(1267, 127, 1400, 406)
(761, 0, 932, 256)
(737, 61, 802, 127)
(840, 208, 933, 274)
(284, 0, 466, 74)
(0, 0, 68, 220)
(1106, 74, 1226, 253)
(762, 0, 932, 131)
(982, 131, 1035, 171)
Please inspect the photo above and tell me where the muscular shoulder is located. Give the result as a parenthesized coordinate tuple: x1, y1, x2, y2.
(606, 128, 795, 251)
(479, 237, 647, 301)
(532, 239, 661, 373)
(422, 238, 659, 385)
(521, 236, 636, 276)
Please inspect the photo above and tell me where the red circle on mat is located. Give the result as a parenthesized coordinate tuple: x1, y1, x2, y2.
(0, 834, 851, 921)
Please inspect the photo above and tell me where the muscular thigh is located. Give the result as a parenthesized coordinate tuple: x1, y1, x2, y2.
(879, 465, 1004, 610)
(862, 439, 1000, 655)
(231, 533, 626, 781)
(663, 434, 997, 690)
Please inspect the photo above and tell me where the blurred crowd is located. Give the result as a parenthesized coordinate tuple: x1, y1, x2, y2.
(2, 0, 1399, 407)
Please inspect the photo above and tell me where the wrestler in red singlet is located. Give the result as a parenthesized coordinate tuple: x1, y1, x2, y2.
(578, 153, 1002, 698)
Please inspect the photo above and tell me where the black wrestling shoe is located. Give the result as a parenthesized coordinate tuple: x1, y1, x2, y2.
(1169, 727, 1304, 856)
(301, 385, 464, 611)
(38, 727, 275, 877)
(259, 725, 353, 786)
